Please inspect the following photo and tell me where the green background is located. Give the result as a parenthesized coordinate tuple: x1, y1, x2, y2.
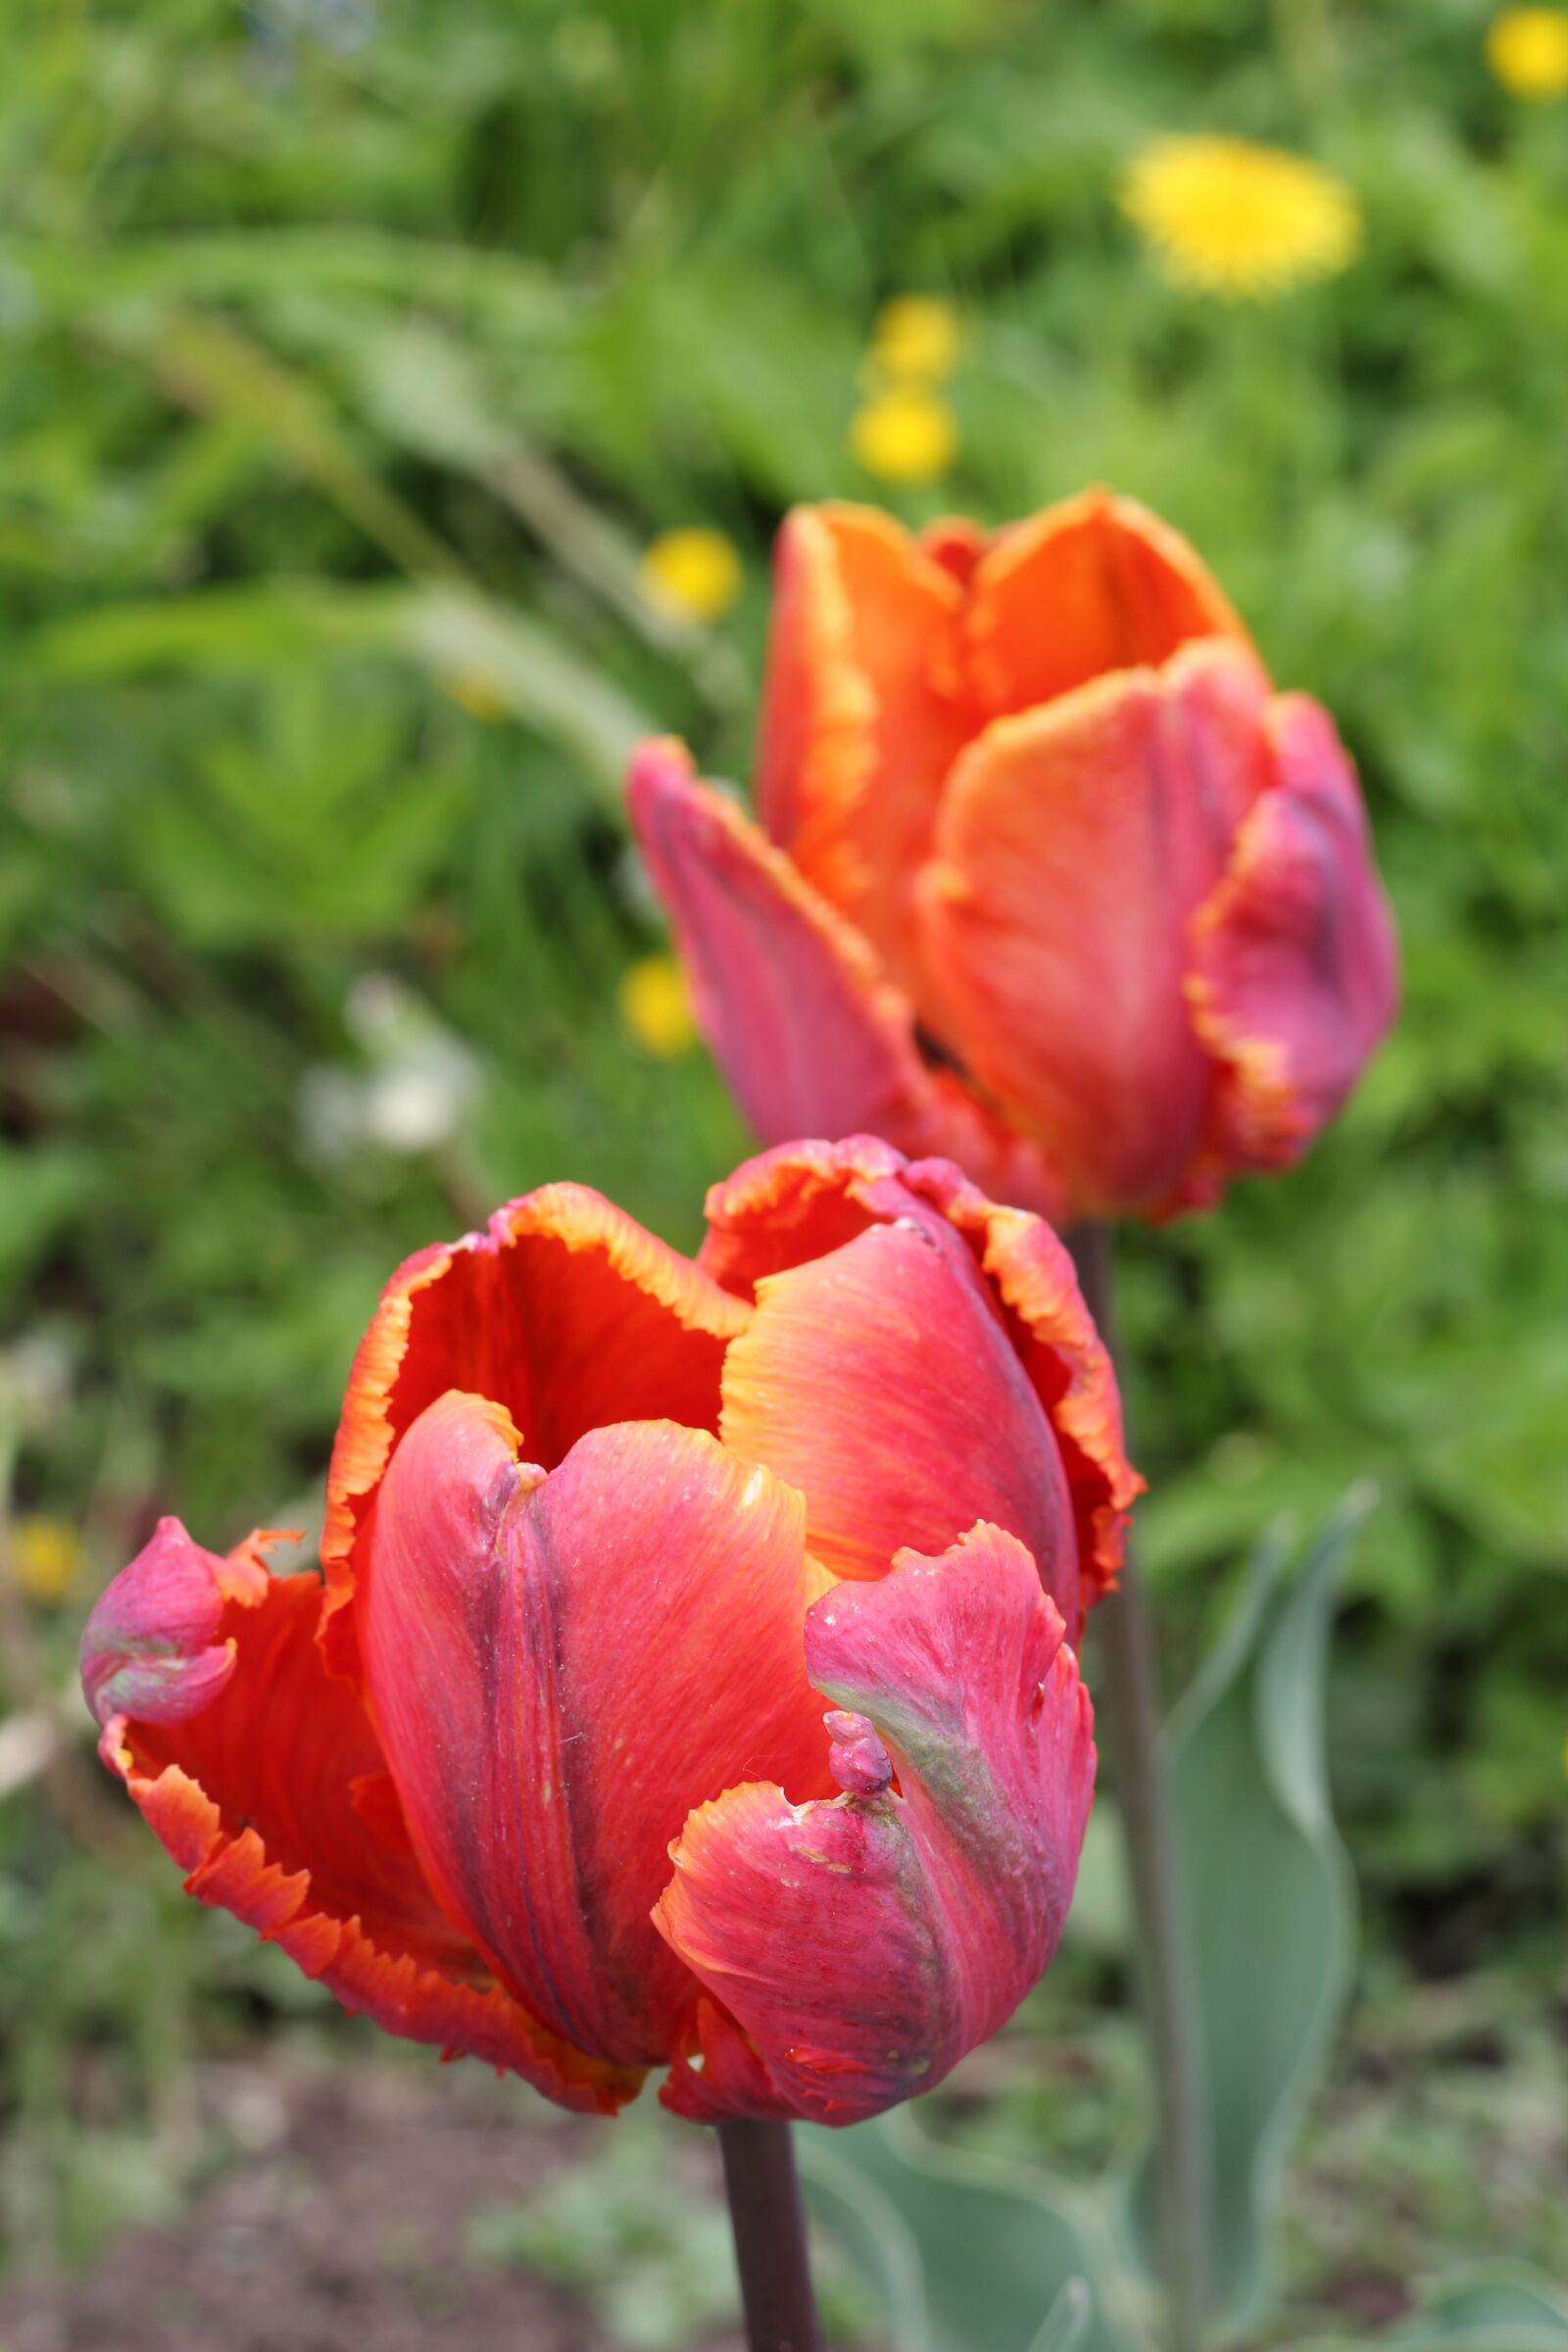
(0, 0, 1563, 2328)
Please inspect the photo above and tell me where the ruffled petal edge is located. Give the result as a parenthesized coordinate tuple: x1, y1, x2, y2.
(700, 1138, 1140, 1605)
(1181, 691, 1399, 1202)
(87, 1521, 641, 2116)
(319, 1175, 749, 1676)
(656, 1522, 1096, 2125)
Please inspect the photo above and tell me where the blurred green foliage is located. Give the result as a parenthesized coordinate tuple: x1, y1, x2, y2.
(470, 2099, 882, 2350)
(0, 0, 1564, 2306)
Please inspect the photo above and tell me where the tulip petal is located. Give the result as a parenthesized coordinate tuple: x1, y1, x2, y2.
(320, 1180, 749, 1674)
(966, 486, 1250, 717)
(699, 1131, 919, 1295)
(918, 641, 1272, 1214)
(657, 1522, 1095, 2126)
(896, 1158, 1144, 1605)
(83, 1520, 633, 2113)
(702, 1139, 1139, 1608)
(628, 738, 1067, 1220)
(1186, 694, 1399, 1185)
(757, 505, 972, 987)
(718, 1215, 1081, 1622)
(361, 1396, 832, 2072)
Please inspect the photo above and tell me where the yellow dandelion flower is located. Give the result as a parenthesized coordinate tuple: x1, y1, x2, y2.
(10, 1515, 84, 1603)
(639, 528, 743, 625)
(443, 672, 510, 722)
(1121, 135, 1362, 299)
(869, 294, 962, 385)
(850, 387, 958, 485)
(1487, 8, 1568, 97)
(619, 955, 696, 1058)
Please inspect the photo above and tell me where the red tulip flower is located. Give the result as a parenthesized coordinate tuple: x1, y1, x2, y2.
(629, 490, 1398, 1221)
(81, 1140, 1136, 2127)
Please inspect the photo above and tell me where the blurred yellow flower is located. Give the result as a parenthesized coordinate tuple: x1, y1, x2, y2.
(639, 528, 743, 624)
(1121, 135, 1362, 299)
(1487, 8, 1568, 97)
(869, 294, 962, 385)
(850, 387, 958, 485)
(619, 955, 696, 1057)
(10, 1515, 83, 1603)
(443, 673, 510, 722)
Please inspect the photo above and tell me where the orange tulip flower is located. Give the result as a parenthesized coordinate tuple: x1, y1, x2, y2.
(81, 1141, 1137, 2126)
(630, 490, 1398, 1220)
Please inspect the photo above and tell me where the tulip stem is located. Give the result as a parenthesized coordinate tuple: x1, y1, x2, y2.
(1067, 1222, 1211, 2352)
(717, 2118, 826, 2352)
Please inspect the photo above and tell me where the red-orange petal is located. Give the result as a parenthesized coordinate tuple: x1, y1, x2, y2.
(901, 1158, 1144, 1603)
(1184, 691, 1399, 1193)
(965, 486, 1251, 719)
(82, 1519, 634, 2113)
(361, 1396, 832, 2072)
(718, 1213, 1081, 1623)
(657, 1523, 1096, 2126)
(701, 1138, 1139, 1611)
(699, 1132, 919, 1296)
(756, 505, 972, 989)
(319, 1179, 749, 1676)
(917, 640, 1272, 1216)
(628, 738, 1068, 1221)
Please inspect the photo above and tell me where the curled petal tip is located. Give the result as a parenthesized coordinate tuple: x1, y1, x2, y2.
(80, 1517, 250, 1733)
(657, 1522, 1095, 2126)
(626, 733, 698, 808)
(824, 1708, 893, 1797)
(1186, 691, 1398, 1180)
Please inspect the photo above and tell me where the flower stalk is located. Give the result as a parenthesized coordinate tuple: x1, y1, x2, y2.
(1067, 1221, 1211, 2352)
(717, 2119, 825, 2352)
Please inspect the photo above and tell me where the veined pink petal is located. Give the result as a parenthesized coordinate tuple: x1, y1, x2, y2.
(319, 1178, 748, 1679)
(628, 738, 1067, 1219)
(657, 1522, 1095, 2125)
(917, 642, 1272, 1215)
(82, 1520, 634, 2113)
(1186, 692, 1399, 1190)
(701, 1138, 1139, 1609)
(897, 1157, 1143, 1604)
(360, 1396, 830, 2072)
(719, 1214, 1080, 1624)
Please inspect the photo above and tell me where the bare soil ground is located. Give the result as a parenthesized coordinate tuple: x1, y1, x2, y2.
(0, 2061, 741, 2352)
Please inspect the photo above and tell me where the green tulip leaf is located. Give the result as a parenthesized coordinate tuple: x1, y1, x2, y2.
(1037, 2278, 1095, 2352)
(1129, 1493, 1371, 2328)
(795, 2131, 930, 2352)
(801, 2107, 1129, 2352)
(1389, 2270, 1568, 2348)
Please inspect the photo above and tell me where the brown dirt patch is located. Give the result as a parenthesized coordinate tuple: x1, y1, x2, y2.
(0, 2058, 741, 2352)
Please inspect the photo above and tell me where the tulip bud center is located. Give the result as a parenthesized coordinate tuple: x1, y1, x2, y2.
(824, 1708, 893, 1798)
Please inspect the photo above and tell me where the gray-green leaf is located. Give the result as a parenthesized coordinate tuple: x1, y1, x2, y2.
(802, 2106, 1129, 2352)
(1128, 1494, 1372, 2328)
